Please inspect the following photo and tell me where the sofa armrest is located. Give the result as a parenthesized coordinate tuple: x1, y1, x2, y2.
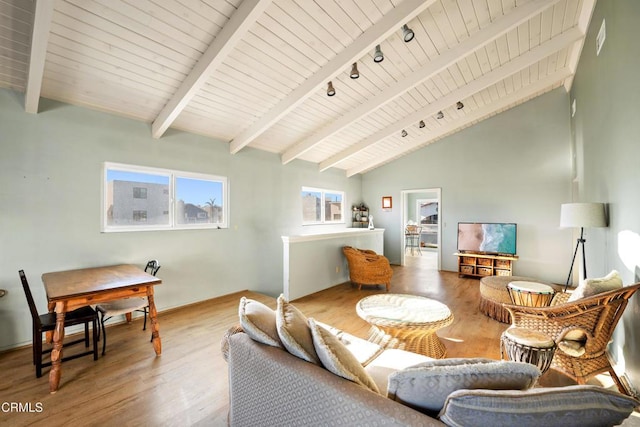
(228, 333, 443, 426)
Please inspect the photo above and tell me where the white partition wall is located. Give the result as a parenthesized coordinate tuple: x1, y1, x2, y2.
(282, 229, 385, 301)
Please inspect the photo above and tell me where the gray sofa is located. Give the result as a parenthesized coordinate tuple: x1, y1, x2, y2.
(225, 295, 639, 426)
(226, 331, 443, 426)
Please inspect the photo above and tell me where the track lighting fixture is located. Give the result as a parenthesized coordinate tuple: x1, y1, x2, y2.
(401, 129, 408, 137)
(374, 45, 384, 63)
(327, 81, 335, 97)
(402, 24, 415, 43)
(350, 62, 359, 79)
(457, 101, 464, 110)
(419, 120, 425, 128)
(436, 111, 444, 119)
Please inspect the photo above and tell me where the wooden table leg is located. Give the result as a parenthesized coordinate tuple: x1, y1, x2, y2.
(49, 301, 67, 393)
(46, 301, 55, 343)
(147, 287, 161, 355)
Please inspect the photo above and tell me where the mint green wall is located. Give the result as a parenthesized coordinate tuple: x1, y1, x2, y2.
(0, 90, 361, 351)
(570, 0, 640, 391)
(363, 88, 573, 283)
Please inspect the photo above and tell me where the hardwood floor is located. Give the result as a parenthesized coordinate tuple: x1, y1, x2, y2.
(1, 259, 637, 426)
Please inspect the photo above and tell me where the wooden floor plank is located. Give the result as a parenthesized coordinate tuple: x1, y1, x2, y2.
(1, 256, 636, 426)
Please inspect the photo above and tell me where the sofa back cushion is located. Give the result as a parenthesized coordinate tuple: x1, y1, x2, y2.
(276, 295, 320, 365)
(438, 385, 639, 427)
(388, 358, 540, 416)
(238, 297, 282, 348)
(308, 318, 380, 394)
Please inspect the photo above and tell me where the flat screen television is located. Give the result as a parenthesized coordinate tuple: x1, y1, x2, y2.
(457, 222, 517, 256)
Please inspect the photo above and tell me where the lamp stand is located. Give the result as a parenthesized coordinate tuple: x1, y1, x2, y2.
(564, 227, 587, 292)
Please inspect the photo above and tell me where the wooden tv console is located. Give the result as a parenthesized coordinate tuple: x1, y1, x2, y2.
(455, 252, 518, 278)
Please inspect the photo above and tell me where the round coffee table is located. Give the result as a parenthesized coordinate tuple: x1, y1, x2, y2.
(356, 294, 453, 358)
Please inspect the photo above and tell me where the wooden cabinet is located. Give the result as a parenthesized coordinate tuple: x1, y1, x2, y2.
(455, 253, 518, 278)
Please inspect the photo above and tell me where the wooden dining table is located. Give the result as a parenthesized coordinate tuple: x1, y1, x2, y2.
(42, 264, 162, 393)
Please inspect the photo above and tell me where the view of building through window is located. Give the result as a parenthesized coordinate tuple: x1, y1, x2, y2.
(301, 187, 344, 225)
(104, 163, 227, 231)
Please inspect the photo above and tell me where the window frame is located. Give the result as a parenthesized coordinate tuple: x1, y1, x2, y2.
(301, 186, 345, 226)
(102, 162, 228, 232)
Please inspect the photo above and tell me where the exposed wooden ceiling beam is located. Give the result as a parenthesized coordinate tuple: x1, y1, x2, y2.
(320, 27, 584, 171)
(151, 0, 271, 139)
(229, 0, 437, 154)
(281, 0, 562, 165)
(24, 0, 54, 114)
(345, 68, 572, 177)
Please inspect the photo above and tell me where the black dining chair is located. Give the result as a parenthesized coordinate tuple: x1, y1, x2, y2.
(95, 259, 161, 355)
(20, 270, 99, 378)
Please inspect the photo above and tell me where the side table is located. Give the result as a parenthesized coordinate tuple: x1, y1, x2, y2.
(501, 327, 557, 374)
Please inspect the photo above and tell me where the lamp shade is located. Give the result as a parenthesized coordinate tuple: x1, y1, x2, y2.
(560, 203, 607, 228)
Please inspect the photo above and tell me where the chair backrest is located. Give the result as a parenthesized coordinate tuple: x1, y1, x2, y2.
(145, 260, 161, 276)
(508, 283, 640, 356)
(19, 270, 41, 327)
(405, 225, 421, 234)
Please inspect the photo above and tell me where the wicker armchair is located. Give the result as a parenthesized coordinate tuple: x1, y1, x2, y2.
(342, 246, 392, 291)
(503, 282, 640, 394)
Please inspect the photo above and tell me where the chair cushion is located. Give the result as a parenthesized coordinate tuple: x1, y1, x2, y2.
(275, 295, 320, 364)
(438, 385, 639, 427)
(96, 297, 148, 317)
(308, 318, 379, 394)
(568, 270, 623, 301)
(388, 358, 540, 416)
(238, 297, 282, 348)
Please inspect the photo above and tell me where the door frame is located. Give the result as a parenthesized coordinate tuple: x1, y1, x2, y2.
(400, 188, 442, 269)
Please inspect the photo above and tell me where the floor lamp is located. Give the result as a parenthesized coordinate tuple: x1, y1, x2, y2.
(560, 202, 607, 291)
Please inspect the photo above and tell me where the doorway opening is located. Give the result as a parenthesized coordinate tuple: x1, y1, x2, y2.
(400, 188, 441, 270)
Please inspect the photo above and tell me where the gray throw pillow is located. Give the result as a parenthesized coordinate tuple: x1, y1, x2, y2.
(438, 385, 639, 427)
(387, 358, 540, 416)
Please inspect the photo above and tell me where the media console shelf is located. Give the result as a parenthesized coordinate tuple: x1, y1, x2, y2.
(455, 253, 518, 278)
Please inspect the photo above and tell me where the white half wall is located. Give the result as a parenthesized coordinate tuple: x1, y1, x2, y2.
(282, 229, 384, 300)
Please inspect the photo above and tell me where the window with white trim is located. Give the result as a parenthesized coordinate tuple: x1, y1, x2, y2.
(301, 187, 344, 225)
(103, 162, 228, 232)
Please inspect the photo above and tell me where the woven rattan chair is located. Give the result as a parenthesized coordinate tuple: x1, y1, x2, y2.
(342, 246, 392, 291)
(503, 282, 640, 394)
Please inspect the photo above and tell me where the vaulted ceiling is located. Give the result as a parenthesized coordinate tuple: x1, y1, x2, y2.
(1, 0, 595, 176)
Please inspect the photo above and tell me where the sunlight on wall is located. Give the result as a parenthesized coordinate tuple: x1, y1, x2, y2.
(612, 230, 640, 378)
(618, 230, 640, 273)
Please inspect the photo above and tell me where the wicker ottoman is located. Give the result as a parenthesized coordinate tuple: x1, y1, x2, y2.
(479, 276, 562, 323)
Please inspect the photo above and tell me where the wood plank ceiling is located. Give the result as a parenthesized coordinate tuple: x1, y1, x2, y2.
(1, 0, 595, 176)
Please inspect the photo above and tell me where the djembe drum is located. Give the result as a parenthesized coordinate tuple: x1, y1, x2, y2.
(507, 281, 555, 307)
(501, 327, 557, 374)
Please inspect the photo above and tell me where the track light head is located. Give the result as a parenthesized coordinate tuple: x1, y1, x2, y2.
(402, 24, 415, 43)
(327, 81, 335, 97)
(436, 111, 444, 120)
(419, 120, 425, 128)
(374, 45, 384, 63)
(401, 129, 408, 137)
(457, 101, 464, 110)
(350, 62, 359, 79)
